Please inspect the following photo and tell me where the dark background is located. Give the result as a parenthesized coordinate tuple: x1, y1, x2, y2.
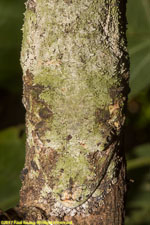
(0, 0, 150, 224)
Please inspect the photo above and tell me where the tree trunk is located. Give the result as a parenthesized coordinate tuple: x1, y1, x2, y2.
(3, 0, 129, 224)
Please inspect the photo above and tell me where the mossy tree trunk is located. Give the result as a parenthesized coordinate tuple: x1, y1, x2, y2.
(6, 0, 129, 224)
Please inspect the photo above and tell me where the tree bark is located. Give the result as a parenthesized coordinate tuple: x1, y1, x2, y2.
(1, 0, 129, 224)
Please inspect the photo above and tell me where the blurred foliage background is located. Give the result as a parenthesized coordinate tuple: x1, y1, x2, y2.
(0, 0, 149, 224)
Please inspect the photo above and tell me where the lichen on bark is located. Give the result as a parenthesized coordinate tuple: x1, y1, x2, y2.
(20, 0, 129, 223)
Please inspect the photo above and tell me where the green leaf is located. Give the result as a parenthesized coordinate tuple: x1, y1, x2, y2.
(133, 143, 150, 157)
(0, 126, 25, 210)
(127, 0, 150, 98)
(127, 157, 150, 170)
(126, 143, 150, 225)
(125, 208, 150, 225)
(127, 143, 150, 170)
(0, 0, 25, 93)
